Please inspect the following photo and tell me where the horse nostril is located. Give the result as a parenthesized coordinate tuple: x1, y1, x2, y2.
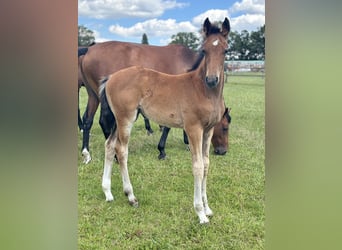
(205, 76, 217, 84)
(214, 148, 227, 155)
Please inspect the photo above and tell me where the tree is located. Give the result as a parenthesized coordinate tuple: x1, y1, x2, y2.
(78, 25, 95, 46)
(169, 32, 200, 51)
(227, 31, 242, 60)
(249, 25, 265, 60)
(227, 25, 265, 60)
(141, 33, 149, 44)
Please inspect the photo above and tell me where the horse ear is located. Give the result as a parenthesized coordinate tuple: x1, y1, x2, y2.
(221, 18, 230, 38)
(203, 18, 211, 36)
(223, 107, 232, 122)
(223, 107, 229, 118)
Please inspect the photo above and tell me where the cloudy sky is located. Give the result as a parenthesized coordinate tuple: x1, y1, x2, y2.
(78, 0, 265, 45)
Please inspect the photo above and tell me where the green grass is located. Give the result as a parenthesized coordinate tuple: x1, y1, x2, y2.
(78, 73, 265, 249)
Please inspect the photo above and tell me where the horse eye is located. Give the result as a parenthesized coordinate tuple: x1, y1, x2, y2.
(201, 49, 206, 55)
(223, 127, 228, 132)
(224, 49, 228, 54)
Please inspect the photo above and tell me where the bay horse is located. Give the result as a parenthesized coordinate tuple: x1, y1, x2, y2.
(100, 18, 230, 224)
(80, 39, 230, 164)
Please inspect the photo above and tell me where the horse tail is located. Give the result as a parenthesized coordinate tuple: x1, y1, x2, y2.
(99, 77, 116, 139)
(98, 77, 108, 97)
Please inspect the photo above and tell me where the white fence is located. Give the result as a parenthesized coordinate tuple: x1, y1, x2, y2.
(224, 60, 265, 73)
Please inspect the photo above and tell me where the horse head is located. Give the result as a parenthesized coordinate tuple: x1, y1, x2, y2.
(212, 107, 232, 155)
(201, 18, 230, 89)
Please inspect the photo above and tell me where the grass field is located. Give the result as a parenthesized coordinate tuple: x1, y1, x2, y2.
(78, 73, 265, 249)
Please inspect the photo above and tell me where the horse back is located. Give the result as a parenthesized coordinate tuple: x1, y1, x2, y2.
(81, 41, 198, 95)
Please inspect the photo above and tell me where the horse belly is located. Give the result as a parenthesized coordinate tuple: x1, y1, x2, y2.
(140, 100, 183, 128)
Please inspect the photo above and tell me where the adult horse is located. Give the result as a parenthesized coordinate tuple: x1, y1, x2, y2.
(80, 38, 229, 164)
(100, 18, 230, 224)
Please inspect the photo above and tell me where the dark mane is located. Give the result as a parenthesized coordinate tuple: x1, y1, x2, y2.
(187, 51, 205, 72)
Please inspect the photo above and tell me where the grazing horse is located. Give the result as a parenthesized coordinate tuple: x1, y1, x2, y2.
(100, 18, 230, 224)
(157, 107, 231, 159)
(80, 39, 230, 164)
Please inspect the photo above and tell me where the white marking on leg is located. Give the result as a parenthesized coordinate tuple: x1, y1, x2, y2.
(82, 148, 91, 164)
(102, 135, 116, 201)
(202, 129, 214, 216)
(202, 176, 213, 216)
(192, 146, 209, 223)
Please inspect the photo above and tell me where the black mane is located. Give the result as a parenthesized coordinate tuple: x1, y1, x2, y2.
(187, 51, 205, 72)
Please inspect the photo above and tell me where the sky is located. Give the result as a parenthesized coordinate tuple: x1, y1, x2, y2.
(78, 0, 265, 46)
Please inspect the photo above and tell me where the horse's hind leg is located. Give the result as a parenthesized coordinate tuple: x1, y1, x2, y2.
(115, 114, 138, 207)
(81, 91, 99, 164)
(78, 109, 83, 131)
(102, 131, 117, 201)
(99, 101, 116, 139)
(78, 82, 84, 131)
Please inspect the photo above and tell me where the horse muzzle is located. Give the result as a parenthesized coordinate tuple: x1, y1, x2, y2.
(214, 147, 227, 155)
(205, 76, 219, 88)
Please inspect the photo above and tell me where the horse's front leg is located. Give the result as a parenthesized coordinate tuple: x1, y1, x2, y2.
(187, 127, 209, 224)
(157, 127, 171, 160)
(202, 128, 214, 217)
(183, 130, 190, 151)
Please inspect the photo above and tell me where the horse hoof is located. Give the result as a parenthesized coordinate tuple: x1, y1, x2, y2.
(205, 208, 214, 217)
(82, 149, 91, 164)
(129, 199, 139, 207)
(199, 216, 210, 224)
(82, 155, 91, 164)
(105, 196, 114, 202)
(158, 154, 166, 160)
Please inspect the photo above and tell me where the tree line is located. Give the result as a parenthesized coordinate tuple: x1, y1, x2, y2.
(78, 24, 265, 61)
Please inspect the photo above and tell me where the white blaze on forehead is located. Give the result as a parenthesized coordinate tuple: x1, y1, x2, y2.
(212, 39, 219, 46)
